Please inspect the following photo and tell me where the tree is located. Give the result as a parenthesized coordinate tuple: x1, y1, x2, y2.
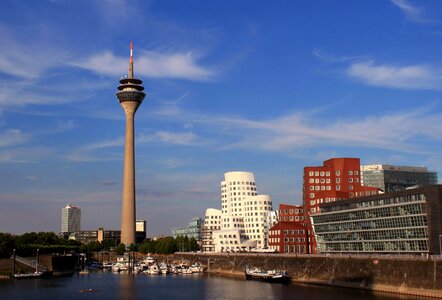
(115, 243, 126, 255)
(0, 233, 16, 258)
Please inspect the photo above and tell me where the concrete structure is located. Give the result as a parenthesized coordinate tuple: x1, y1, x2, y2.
(172, 217, 204, 241)
(116, 42, 146, 245)
(312, 185, 442, 254)
(201, 208, 222, 252)
(361, 164, 438, 193)
(213, 171, 273, 252)
(61, 204, 81, 233)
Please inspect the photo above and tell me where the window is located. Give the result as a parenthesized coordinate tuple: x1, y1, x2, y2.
(336, 178, 341, 183)
(349, 178, 353, 183)
(348, 170, 353, 175)
(336, 185, 341, 190)
(355, 171, 359, 175)
(320, 171, 324, 176)
(309, 178, 314, 183)
(336, 171, 340, 176)
(309, 171, 314, 176)
(315, 171, 319, 176)
(326, 171, 330, 176)
(310, 193, 315, 198)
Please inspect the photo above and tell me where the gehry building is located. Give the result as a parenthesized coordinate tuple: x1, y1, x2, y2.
(212, 171, 273, 252)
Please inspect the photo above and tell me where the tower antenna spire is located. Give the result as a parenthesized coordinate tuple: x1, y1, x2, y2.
(129, 41, 134, 79)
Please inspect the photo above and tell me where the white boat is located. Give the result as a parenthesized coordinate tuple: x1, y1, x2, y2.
(189, 263, 204, 273)
(181, 268, 193, 274)
(245, 267, 291, 284)
(144, 264, 160, 275)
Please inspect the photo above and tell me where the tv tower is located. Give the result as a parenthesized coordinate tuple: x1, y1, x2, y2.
(116, 42, 146, 245)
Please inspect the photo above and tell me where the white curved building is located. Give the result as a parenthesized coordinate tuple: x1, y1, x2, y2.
(213, 171, 273, 252)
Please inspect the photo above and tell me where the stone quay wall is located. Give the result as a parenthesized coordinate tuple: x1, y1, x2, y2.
(174, 253, 442, 298)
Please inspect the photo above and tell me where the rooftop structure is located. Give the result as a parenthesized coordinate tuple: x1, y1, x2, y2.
(361, 164, 438, 193)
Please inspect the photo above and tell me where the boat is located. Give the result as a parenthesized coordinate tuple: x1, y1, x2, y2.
(13, 271, 45, 279)
(244, 268, 291, 284)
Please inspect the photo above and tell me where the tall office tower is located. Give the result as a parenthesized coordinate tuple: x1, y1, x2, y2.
(61, 204, 81, 233)
(116, 42, 146, 245)
(361, 164, 438, 193)
(213, 171, 273, 252)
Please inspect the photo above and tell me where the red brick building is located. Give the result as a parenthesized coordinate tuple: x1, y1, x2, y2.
(303, 158, 379, 215)
(268, 204, 313, 253)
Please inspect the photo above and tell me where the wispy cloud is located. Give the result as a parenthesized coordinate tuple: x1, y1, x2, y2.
(153, 102, 442, 156)
(390, 0, 426, 23)
(346, 60, 442, 90)
(72, 50, 214, 81)
(0, 129, 29, 147)
(312, 49, 366, 63)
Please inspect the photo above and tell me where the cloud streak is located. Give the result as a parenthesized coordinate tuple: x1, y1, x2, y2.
(390, 0, 426, 23)
(72, 50, 214, 81)
(346, 60, 442, 90)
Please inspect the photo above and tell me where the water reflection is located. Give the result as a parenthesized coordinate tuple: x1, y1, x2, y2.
(0, 271, 421, 300)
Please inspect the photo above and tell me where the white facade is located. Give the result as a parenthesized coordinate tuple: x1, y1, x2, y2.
(213, 171, 273, 252)
(61, 204, 81, 233)
(201, 208, 222, 252)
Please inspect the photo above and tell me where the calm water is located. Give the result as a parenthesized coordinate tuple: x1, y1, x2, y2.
(0, 271, 423, 300)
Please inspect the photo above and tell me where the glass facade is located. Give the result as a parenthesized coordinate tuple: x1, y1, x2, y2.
(312, 191, 430, 253)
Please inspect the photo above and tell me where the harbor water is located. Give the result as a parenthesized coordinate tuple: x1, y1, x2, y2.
(0, 270, 423, 299)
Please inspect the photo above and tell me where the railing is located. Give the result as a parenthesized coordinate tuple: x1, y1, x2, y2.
(10, 254, 48, 272)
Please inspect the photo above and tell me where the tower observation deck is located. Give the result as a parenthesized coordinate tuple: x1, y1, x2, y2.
(116, 42, 146, 246)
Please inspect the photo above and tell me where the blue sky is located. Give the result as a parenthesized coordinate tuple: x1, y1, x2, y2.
(0, 0, 441, 236)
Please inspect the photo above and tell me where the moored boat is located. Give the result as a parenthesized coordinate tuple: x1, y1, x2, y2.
(244, 268, 291, 284)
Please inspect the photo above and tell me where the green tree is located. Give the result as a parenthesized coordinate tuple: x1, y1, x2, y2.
(115, 243, 126, 255)
(0, 233, 16, 258)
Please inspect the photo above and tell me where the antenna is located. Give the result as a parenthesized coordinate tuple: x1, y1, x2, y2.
(129, 41, 134, 78)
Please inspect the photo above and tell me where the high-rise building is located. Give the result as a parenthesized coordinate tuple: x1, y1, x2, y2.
(116, 42, 146, 245)
(361, 164, 438, 193)
(213, 171, 273, 252)
(61, 204, 81, 233)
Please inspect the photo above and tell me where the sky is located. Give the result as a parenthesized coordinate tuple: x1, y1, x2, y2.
(0, 0, 441, 236)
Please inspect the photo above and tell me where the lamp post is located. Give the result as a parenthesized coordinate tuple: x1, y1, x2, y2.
(36, 249, 39, 272)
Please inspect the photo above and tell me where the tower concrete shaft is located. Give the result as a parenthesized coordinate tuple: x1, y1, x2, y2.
(116, 42, 146, 246)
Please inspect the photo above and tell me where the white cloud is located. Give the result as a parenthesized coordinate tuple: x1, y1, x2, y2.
(0, 129, 29, 147)
(390, 0, 425, 23)
(72, 50, 214, 81)
(152, 102, 442, 155)
(346, 60, 442, 90)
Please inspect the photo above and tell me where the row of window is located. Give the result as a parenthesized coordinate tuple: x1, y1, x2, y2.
(307, 170, 359, 177)
(222, 181, 256, 187)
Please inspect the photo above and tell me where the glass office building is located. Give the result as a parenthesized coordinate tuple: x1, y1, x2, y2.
(311, 185, 442, 254)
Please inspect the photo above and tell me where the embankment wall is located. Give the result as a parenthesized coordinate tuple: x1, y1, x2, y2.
(174, 253, 442, 298)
